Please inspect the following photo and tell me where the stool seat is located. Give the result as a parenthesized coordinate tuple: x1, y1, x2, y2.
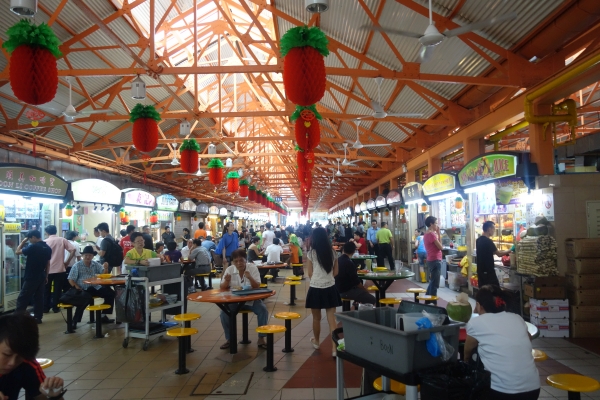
(288, 276, 302, 281)
(86, 304, 110, 311)
(166, 327, 199, 337)
(57, 303, 73, 308)
(260, 283, 268, 288)
(291, 263, 303, 267)
(546, 374, 600, 393)
(264, 275, 273, 279)
(417, 295, 438, 301)
(239, 309, 253, 314)
(373, 267, 389, 271)
(532, 349, 547, 362)
(373, 377, 419, 395)
(195, 273, 209, 277)
(407, 288, 426, 294)
(284, 281, 301, 286)
(341, 298, 352, 302)
(211, 269, 217, 273)
(36, 358, 53, 369)
(366, 286, 378, 291)
(379, 298, 402, 305)
(173, 313, 201, 322)
(256, 325, 286, 334)
(274, 312, 301, 320)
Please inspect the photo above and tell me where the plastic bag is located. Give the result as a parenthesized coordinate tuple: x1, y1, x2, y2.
(416, 311, 454, 361)
(419, 360, 490, 400)
(115, 279, 145, 323)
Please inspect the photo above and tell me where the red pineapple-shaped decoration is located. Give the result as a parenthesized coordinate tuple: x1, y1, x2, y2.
(3, 20, 62, 105)
(227, 171, 240, 193)
(239, 179, 249, 197)
(281, 26, 329, 106)
(248, 185, 257, 201)
(207, 158, 224, 185)
(129, 104, 161, 152)
(179, 139, 200, 173)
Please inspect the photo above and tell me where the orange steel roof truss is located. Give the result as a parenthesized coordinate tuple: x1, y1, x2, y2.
(0, 0, 599, 208)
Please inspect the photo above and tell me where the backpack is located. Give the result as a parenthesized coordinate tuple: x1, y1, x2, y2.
(103, 236, 124, 267)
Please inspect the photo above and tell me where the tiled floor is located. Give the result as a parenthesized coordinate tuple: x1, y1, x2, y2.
(27, 269, 600, 399)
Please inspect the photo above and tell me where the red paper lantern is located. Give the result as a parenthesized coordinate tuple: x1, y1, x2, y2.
(180, 150, 198, 173)
(283, 47, 326, 106)
(227, 179, 239, 193)
(10, 45, 58, 105)
(297, 151, 307, 176)
(209, 168, 223, 185)
(132, 118, 159, 153)
(239, 185, 249, 197)
(305, 150, 315, 171)
(248, 187, 257, 201)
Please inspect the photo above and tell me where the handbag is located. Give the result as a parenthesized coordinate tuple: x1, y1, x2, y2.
(115, 275, 145, 323)
(59, 288, 92, 308)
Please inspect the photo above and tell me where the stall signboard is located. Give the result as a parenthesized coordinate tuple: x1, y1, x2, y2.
(71, 179, 121, 205)
(458, 154, 517, 187)
(0, 165, 67, 198)
(495, 178, 528, 205)
(360, 202, 368, 212)
(423, 173, 456, 196)
(124, 190, 155, 208)
(156, 194, 179, 211)
(197, 203, 209, 214)
(354, 204, 361, 213)
(386, 190, 402, 206)
(402, 182, 424, 203)
(366, 199, 376, 210)
(208, 205, 219, 215)
(158, 211, 173, 221)
(179, 200, 196, 212)
(375, 196, 386, 208)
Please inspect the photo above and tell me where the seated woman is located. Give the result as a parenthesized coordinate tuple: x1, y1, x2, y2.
(464, 285, 540, 400)
(124, 232, 158, 266)
(0, 313, 66, 399)
(219, 249, 268, 350)
(246, 236, 263, 262)
(164, 241, 182, 263)
(334, 242, 375, 305)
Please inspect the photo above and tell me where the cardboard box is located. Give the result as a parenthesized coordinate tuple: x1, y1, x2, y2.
(566, 274, 600, 290)
(570, 306, 600, 322)
(570, 321, 600, 338)
(529, 316, 569, 338)
(568, 289, 600, 306)
(530, 298, 569, 319)
(566, 258, 600, 275)
(524, 276, 566, 299)
(566, 238, 600, 259)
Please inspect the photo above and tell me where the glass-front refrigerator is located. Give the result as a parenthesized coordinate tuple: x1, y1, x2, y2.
(2, 224, 23, 312)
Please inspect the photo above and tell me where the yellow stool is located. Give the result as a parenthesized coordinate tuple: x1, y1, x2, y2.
(260, 283, 268, 288)
(274, 312, 301, 353)
(255, 325, 286, 372)
(367, 285, 380, 304)
(86, 304, 111, 339)
(416, 295, 438, 305)
(195, 273, 212, 290)
(373, 377, 420, 395)
(288, 276, 302, 281)
(291, 263, 304, 278)
(546, 374, 600, 400)
(88, 297, 101, 324)
(174, 313, 201, 353)
(374, 267, 388, 272)
(166, 327, 199, 374)
(36, 358, 53, 369)
(407, 288, 426, 302)
(379, 298, 402, 308)
(57, 303, 75, 334)
(239, 310, 253, 345)
(284, 281, 301, 306)
(532, 349, 547, 362)
(263, 274, 274, 286)
(341, 298, 354, 312)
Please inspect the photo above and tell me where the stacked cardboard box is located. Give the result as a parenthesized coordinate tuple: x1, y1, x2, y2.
(565, 238, 600, 338)
(529, 299, 569, 338)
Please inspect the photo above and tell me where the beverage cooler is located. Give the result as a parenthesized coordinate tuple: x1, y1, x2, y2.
(1, 223, 23, 312)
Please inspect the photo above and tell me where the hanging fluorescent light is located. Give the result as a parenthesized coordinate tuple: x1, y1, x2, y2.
(131, 76, 146, 100)
(428, 191, 460, 202)
(10, 0, 37, 17)
(464, 183, 495, 194)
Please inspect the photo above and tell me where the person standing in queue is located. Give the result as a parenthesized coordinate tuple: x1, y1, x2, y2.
(161, 226, 176, 244)
(44, 225, 76, 314)
(424, 216, 443, 296)
(194, 222, 207, 239)
(376, 221, 395, 269)
(477, 221, 511, 287)
(120, 225, 136, 259)
(141, 225, 154, 250)
(366, 220, 380, 265)
(216, 222, 239, 269)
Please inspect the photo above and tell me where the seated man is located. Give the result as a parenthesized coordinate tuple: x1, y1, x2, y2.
(0, 313, 65, 399)
(219, 249, 268, 350)
(335, 242, 376, 306)
(189, 239, 212, 290)
(264, 237, 283, 279)
(68, 246, 115, 328)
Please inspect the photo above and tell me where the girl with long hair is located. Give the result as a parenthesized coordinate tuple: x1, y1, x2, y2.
(305, 227, 341, 357)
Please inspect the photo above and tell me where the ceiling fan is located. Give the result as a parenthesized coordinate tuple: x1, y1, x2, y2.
(48, 77, 113, 121)
(365, 0, 517, 63)
(336, 157, 360, 176)
(346, 120, 392, 150)
(153, 143, 180, 166)
(341, 143, 360, 166)
(356, 77, 423, 120)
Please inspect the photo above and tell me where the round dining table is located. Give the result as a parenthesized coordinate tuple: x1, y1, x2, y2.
(187, 289, 275, 356)
(357, 270, 415, 299)
(83, 277, 126, 286)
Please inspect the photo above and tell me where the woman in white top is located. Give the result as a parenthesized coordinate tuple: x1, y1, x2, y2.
(465, 285, 540, 400)
(305, 227, 341, 357)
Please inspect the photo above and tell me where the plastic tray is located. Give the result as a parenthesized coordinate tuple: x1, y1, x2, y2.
(124, 263, 181, 282)
(230, 288, 273, 296)
(335, 306, 463, 374)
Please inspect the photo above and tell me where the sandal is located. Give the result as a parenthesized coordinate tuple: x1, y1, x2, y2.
(219, 341, 230, 349)
(310, 337, 320, 349)
(257, 342, 268, 349)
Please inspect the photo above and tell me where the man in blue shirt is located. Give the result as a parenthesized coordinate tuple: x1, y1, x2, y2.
(366, 219, 380, 265)
(202, 236, 216, 253)
(215, 222, 239, 268)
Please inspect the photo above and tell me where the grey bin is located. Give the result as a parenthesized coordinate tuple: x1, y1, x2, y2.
(335, 306, 464, 374)
(124, 263, 182, 282)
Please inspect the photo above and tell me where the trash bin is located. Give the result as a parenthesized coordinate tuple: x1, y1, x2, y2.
(419, 361, 490, 400)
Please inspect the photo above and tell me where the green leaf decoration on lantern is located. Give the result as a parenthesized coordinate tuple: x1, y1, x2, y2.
(240, 179, 249, 186)
(256, 190, 262, 196)
(295, 145, 304, 152)
(3, 20, 62, 58)
(227, 171, 240, 179)
(280, 26, 329, 57)
(150, 211, 158, 216)
(262, 192, 267, 198)
(128, 103, 161, 123)
(249, 184, 256, 190)
(180, 138, 200, 152)
(290, 104, 323, 122)
(207, 158, 224, 169)
(455, 197, 463, 202)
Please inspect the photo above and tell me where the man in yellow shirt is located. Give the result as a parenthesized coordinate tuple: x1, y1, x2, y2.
(375, 221, 394, 269)
(194, 222, 207, 239)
